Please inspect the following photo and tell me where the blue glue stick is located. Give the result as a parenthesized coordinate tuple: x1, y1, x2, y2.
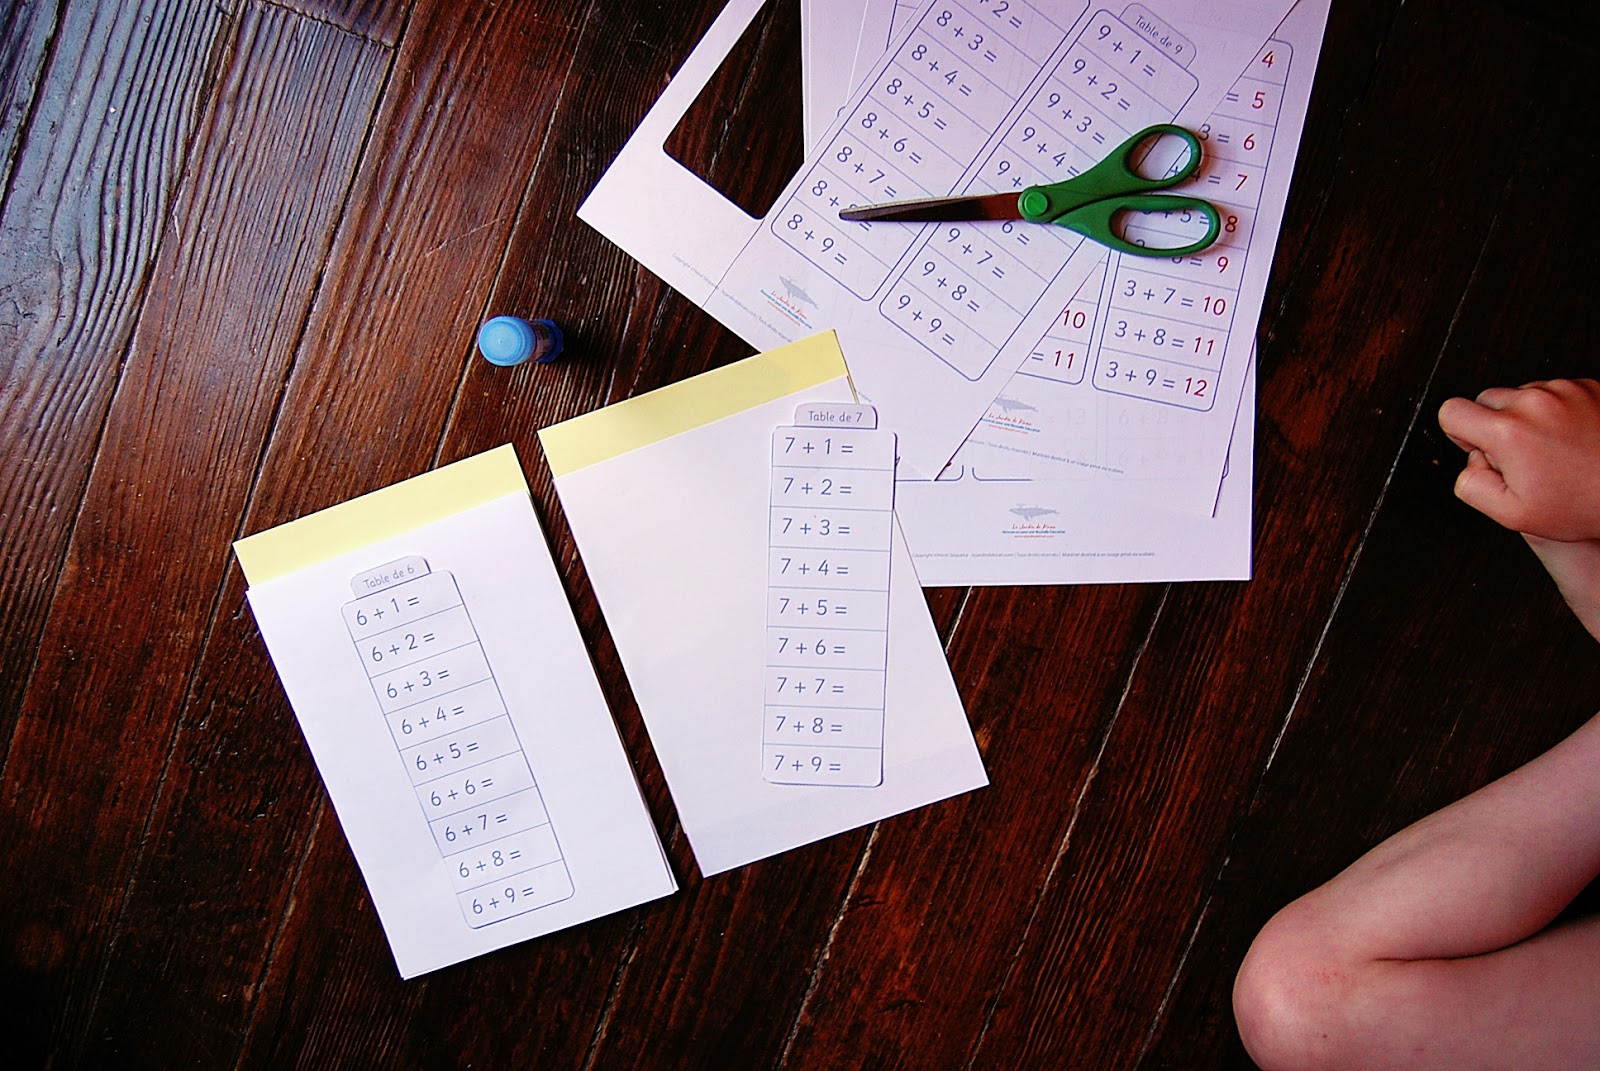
(477, 315, 564, 366)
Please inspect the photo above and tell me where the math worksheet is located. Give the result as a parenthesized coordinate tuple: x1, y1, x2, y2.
(800, 0, 1328, 584)
(960, 7, 1321, 487)
(236, 446, 675, 978)
(765, 402, 898, 787)
(581, 0, 1296, 483)
(539, 333, 988, 876)
(896, 1, 1328, 583)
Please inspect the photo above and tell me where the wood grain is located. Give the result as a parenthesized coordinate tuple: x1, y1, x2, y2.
(662, 0, 804, 220)
(779, 585, 1167, 1069)
(0, 0, 232, 722)
(0, 5, 389, 1063)
(0, 0, 58, 190)
(267, 0, 409, 45)
(2, 0, 1595, 1067)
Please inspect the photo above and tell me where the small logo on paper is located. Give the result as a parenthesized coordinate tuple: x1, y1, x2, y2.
(1005, 505, 1063, 539)
(778, 276, 819, 308)
(991, 395, 1038, 414)
(760, 276, 817, 331)
(983, 394, 1042, 436)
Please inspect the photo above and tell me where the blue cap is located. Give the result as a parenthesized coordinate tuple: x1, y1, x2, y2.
(477, 315, 563, 366)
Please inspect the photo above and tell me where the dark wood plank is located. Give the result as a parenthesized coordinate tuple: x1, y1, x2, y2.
(580, 843, 873, 1068)
(0, 4, 240, 1059)
(775, 584, 1165, 1068)
(0, 5, 390, 1064)
(954, 2, 1569, 1064)
(0, 0, 59, 190)
(1141, 12, 1600, 1063)
(267, 0, 409, 44)
(0, 0, 234, 723)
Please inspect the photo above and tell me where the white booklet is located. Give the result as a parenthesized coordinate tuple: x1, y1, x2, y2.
(235, 446, 675, 978)
(539, 332, 988, 876)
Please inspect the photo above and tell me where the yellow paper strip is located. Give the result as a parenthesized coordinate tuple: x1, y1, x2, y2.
(539, 331, 848, 478)
(233, 444, 528, 585)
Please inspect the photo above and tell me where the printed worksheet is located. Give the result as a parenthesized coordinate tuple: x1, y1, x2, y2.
(765, 403, 897, 785)
(580, 0, 1297, 481)
(792, 0, 1325, 582)
(236, 446, 675, 978)
(898, 356, 1254, 584)
(962, 4, 1324, 502)
(895, 0, 1325, 581)
(539, 333, 987, 877)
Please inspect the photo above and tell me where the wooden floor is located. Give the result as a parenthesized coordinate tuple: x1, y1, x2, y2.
(3, 0, 1597, 1066)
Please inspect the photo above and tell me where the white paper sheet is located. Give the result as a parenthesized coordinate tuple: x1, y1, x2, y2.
(803, 0, 1327, 585)
(842, 0, 900, 124)
(580, 0, 1296, 484)
(962, 0, 1325, 501)
(236, 447, 675, 978)
(804, 0, 881, 148)
(899, 356, 1254, 584)
(539, 334, 987, 877)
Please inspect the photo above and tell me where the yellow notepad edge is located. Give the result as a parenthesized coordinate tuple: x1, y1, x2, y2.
(233, 444, 527, 586)
(539, 331, 848, 478)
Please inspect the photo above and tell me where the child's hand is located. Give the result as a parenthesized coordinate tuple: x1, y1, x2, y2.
(1440, 379, 1600, 642)
(1438, 379, 1600, 542)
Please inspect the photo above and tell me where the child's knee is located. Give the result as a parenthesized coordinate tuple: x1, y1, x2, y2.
(1233, 903, 1362, 1071)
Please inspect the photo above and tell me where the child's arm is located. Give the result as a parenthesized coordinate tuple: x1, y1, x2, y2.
(1438, 378, 1600, 641)
(1523, 537, 1600, 644)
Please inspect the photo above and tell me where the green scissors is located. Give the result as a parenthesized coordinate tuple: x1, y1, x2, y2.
(837, 123, 1221, 258)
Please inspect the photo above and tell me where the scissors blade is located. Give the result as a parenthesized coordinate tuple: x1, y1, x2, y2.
(838, 191, 1021, 223)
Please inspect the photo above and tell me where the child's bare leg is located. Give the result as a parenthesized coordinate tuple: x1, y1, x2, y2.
(1234, 711, 1600, 1071)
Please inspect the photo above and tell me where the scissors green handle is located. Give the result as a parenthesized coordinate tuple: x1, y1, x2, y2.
(1017, 123, 1221, 257)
